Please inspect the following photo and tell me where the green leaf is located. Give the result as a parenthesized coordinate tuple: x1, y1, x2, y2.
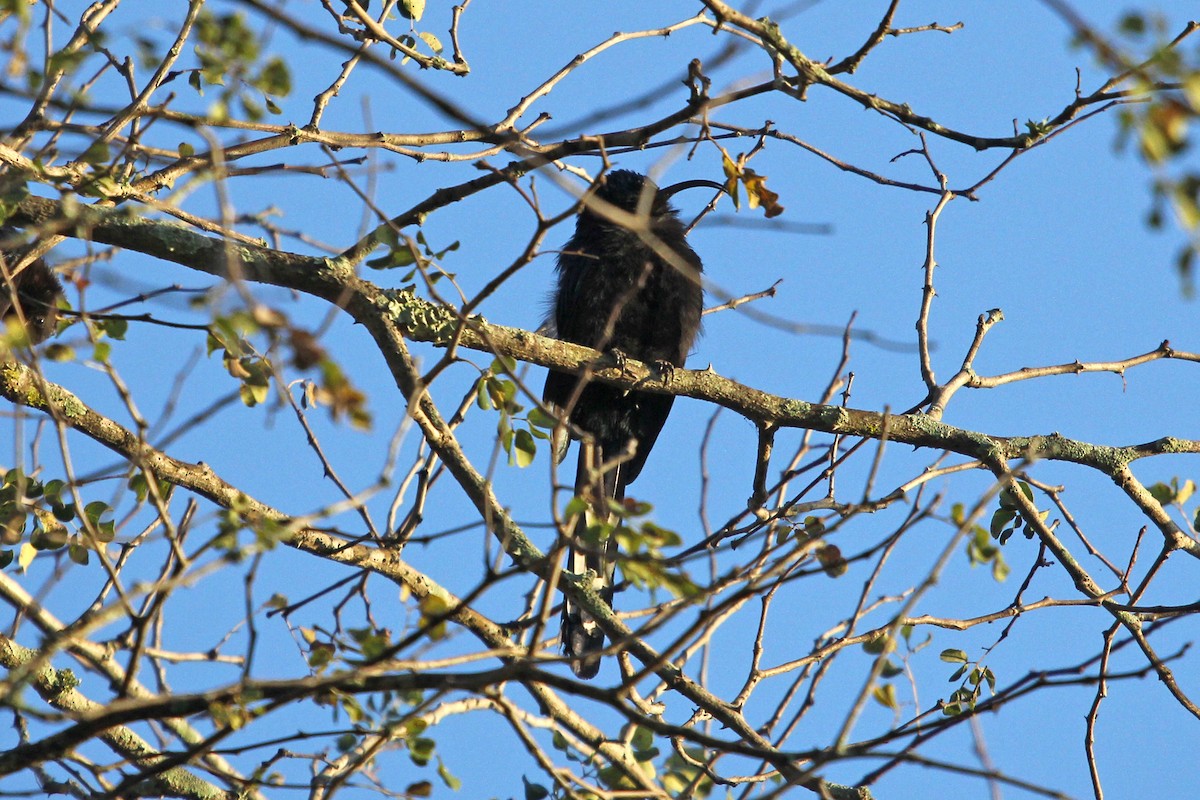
(1024, 118, 1053, 138)
(1119, 12, 1146, 36)
(512, 429, 536, 468)
(68, 541, 89, 565)
(256, 56, 291, 96)
(408, 736, 436, 766)
(31, 524, 68, 550)
(98, 317, 128, 340)
(863, 633, 893, 655)
(872, 683, 898, 709)
(349, 626, 391, 661)
(80, 140, 111, 165)
(240, 381, 269, 407)
(418, 594, 449, 640)
(631, 724, 654, 751)
(523, 777, 550, 800)
(83, 501, 109, 523)
(486, 376, 516, 411)
(940, 648, 968, 664)
(991, 554, 1011, 582)
(634, 744, 661, 763)
(47, 48, 87, 76)
(436, 758, 461, 791)
(0, 176, 29, 225)
(78, 174, 121, 199)
(490, 355, 517, 373)
(475, 379, 493, 410)
(308, 643, 334, 670)
(366, 249, 416, 270)
(802, 515, 825, 536)
(42, 343, 74, 362)
(551, 730, 581, 762)
(1, 511, 25, 544)
(1148, 482, 1175, 505)
(989, 508, 1016, 538)
(239, 93, 264, 122)
(129, 474, 150, 502)
(0, 0, 31, 24)
(343, 695, 368, 722)
(398, 0, 425, 21)
(527, 406, 558, 429)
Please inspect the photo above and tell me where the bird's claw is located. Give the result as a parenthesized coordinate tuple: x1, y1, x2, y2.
(604, 347, 629, 374)
(653, 359, 676, 383)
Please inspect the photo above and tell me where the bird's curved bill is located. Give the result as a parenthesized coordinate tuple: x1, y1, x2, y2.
(657, 179, 727, 200)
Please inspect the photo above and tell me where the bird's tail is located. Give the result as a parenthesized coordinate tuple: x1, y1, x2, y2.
(561, 440, 621, 679)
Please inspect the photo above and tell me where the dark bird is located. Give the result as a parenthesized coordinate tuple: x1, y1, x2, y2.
(543, 170, 720, 678)
(0, 226, 61, 346)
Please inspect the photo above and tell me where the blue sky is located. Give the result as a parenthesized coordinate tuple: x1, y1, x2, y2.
(6, 1, 1200, 798)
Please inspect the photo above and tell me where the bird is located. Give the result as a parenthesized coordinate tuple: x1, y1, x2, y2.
(543, 169, 721, 678)
(0, 226, 61, 346)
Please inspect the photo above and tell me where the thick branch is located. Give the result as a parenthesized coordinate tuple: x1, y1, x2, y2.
(699, 0, 1186, 150)
(0, 636, 231, 799)
(10, 196, 1200, 496)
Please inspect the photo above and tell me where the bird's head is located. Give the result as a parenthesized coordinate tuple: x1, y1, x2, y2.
(1, 226, 63, 345)
(13, 260, 62, 343)
(594, 169, 657, 214)
(591, 169, 725, 219)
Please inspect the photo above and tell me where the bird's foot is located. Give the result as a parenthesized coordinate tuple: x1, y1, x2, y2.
(653, 359, 676, 383)
(602, 347, 629, 373)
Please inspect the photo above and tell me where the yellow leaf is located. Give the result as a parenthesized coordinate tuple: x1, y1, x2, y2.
(18, 542, 36, 572)
(742, 168, 785, 218)
(720, 151, 741, 208)
(1184, 73, 1200, 112)
(419, 594, 450, 640)
(873, 683, 898, 709)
